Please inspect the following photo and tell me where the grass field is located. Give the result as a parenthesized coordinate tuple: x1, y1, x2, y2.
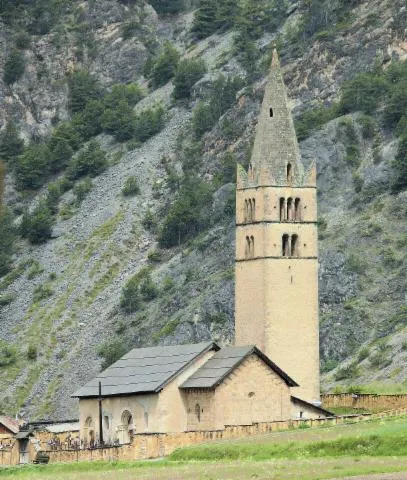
(2, 416, 407, 480)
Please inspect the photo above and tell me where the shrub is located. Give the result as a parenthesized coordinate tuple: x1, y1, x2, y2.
(51, 122, 83, 151)
(101, 101, 135, 142)
(15, 143, 51, 190)
(392, 135, 407, 193)
(159, 176, 213, 247)
(357, 115, 376, 139)
(3, 49, 25, 84)
(20, 201, 54, 244)
(0, 341, 16, 367)
(48, 136, 74, 172)
(339, 73, 389, 115)
(357, 346, 370, 362)
(133, 105, 165, 142)
(15, 31, 31, 49)
(73, 177, 92, 205)
(67, 70, 102, 114)
(27, 344, 38, 360)
(295, 104, 339, 141)
(173, 58, 207, 100)
(120, 267, 157, 313)
(334, 361, 360, 381)
(72, 100, 104, 140)
(0, 209, 16, 277)
(149, 0, 185, 14)
(67, 141, 107, 180)
(97, 340, 127, 370)
(148, 249, 162, 263)
(0, 293, 15, 306)
(33, 282, 54, 302)
(0, 122, 24, 163)
(122, 176, 140, 196)
(149, 42, 180, 88)
(103, 84, 144, 109)
(142, 209, 157, 231)
(121, 20, 139, 40)
(27, 260, 44, 279)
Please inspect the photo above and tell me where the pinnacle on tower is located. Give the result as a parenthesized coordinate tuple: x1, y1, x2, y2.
(249, 49, 304, 187)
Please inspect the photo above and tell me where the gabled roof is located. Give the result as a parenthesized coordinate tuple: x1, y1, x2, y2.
(73, 342, 219, 398)
(0, 416, 20, 434)
(180, 345, 298, 389)
(291, 396, 334, 417)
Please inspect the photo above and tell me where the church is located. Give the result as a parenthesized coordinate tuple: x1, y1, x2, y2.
(73, 50, 329, 446)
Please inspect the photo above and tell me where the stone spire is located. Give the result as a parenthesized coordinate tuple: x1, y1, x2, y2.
(249, 49, 304, 186)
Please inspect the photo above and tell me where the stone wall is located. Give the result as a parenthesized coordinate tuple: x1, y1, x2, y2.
(322, 394, 407, 411)
(46, 409, 407, 465)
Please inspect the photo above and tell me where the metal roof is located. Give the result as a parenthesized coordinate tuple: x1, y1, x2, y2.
(180, 345, 298, 389)
(73, 342, 219, 398)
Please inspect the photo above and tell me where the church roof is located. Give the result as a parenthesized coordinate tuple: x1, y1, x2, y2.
(73, 342, 219, 398)
(180, 345, 298, 389)
(0, 415, 20, 434)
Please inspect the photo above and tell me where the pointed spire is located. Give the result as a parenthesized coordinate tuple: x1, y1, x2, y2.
(249, 49, 304, 186)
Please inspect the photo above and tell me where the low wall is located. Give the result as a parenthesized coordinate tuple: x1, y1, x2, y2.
(322, 394, 407, 411)
(46, 410, 407, 464)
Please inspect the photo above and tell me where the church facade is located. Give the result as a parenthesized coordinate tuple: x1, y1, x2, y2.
(74, 50, 326, 445)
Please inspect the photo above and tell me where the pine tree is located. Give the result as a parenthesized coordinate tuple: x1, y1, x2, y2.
(191, 0, 218, 39)
(0, 122, 24, 163)
(217, 0, 240, 30)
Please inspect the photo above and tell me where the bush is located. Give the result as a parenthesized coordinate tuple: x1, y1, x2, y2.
(142, 209, 157, 231)
(392, 135, 407, 192)
(0, 341, 16, 367)
(27, 260, 44, 279)
(149, 0, 185, 14)
(295, 104, 339, 141)
(120, 267, 157, 313)
(27, 344, 38, 360)
(122, 176, 140, 196)
(15, 31, 31, 49)
(173, 58, 207, 100)
(51, 122, 83, 151)
(97, 340, 127, 370)
(72, 99, 104, 140)
(121, 20, 139, 40)
(334, 361, 360, 381)
(192, 75, 244, 137)
(339, 73, 389, 115)
(15, 143, 51, 190)
(33, 282, 54, 302)
(3, 49, 25, 84)
(0, 122, 24, 163)
(133, 105, 165, 142)
(149, 42, 180, 88)
(103, 84, 144, 109)
(0, 209, 16, 277)
(67, 70, 102, 114)
(158, 176, 213, 247)
(67, 141, 107, 180)
(101, 101, 135, 142)
(191, 0, 218, 39)
(0, 293, 15, 306)
(20, 202, 54, 244)
(73, 177, 92, 205)
(48, 136, 74, 172)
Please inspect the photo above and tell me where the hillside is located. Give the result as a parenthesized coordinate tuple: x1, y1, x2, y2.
(0, 0, 406, 419)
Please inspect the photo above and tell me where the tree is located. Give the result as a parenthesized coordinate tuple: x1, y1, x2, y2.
(15, 143, 51, 190)
(149, 0, 185, 14)
(3, 50, 25, 85)
(191, 0, 218, 39)
(392, 135, 407, 192)
(97, 340, 127, 370)
(20, 201, 54, 244)
(0, 122, 24, 163)
(67, 70, 102, 114)
(52, 122, 83, 151)
(133, 106, 165, 142)
(217, 0, 240, 30)
(48, 136, 73, 172)
(66, 141, 107, 180)
(72, 99, 104, 140)
(172, 58, 207, 100)
(149, 42, 180, 88)
(0, 208, 16, 277)
(101, 101, 135, 142)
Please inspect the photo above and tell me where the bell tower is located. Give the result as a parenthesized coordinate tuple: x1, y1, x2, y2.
(234, 50, 320, 403)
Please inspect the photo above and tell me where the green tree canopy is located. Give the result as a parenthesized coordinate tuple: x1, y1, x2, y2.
(173, 58, 207, 100)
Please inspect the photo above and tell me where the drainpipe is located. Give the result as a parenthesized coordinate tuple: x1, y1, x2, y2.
(98, 381, 104, 446)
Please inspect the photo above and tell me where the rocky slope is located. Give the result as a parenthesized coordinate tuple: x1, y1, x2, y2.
(0, 0, 406, 419)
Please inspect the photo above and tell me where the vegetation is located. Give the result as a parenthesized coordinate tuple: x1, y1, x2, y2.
(0, 340, 16, 367)
(20, 202, 54, 244)
(122, 176, 140, 196)
(120, 268, 158, 313)
(3, 49, 25, 84)
(66, 141, 107, 180)
(97, 340, 127, 370)
(172, 58, 207, 100)
(0, 122, 24, 163)
(146, 42, 180, 88)
(149, 0, 186, 14)
(0, 209, 16, 277)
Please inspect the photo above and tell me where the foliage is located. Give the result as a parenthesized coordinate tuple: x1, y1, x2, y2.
(103, 84, 144, 109)
(73, 177, 93, 205)
(0, 209, 16, 277)
(15, 143, 51, 190)
(148, 42, 180, 88)
(295, 104, 339, 140)
(333, 361, 360, 381)
(172, 58, 207, 100)
(149, 0, 186, 14)
(0, 122, 24, 163)
(67, 70, 102, 114)
(191, 0, 218, 39)
(158, 176, 213, 247)
(192, 75, 244, 137)
(72, 100, 104, 140)
(122, 176, 140, 196)
(392, 135, 407, 192)
(0, 293, 15, 306)
(3, 49, 25, 84)
(20, 201, 54, 244)
(101, 101, 135, 142)
(120, 267, 158, 313)
(0, 340, 16, 367)
(66, 141, 107, 180)
(97, 340, 127, 370)
(133, 105, 165, 142)
(27, 344, 38, 360)
(339, 74, 389, 116)
(33, 282, 54, 302)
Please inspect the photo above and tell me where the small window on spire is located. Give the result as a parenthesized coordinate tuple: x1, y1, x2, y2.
(269, 108, 274, 118)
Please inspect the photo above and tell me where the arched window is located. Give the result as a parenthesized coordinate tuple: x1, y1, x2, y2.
(244, 199, 248, 222)
(250, 235, 255, 258)
(279, 198, 286, 221)
(120, 410, 134, 444)
(269, 107, 274, 118)
(287, 198, 294, 221)
(245, 236, 250, 258)
(287, 163, 293, 183)
(291, 234, 299, 257)
(294, 198, 301, 221)
(195, 403, 201, 422)
(282, 234, 289, 257)
(251, 198, 256, 221)
(84, 417, 95, 448)
(248, 199, 252, 222)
